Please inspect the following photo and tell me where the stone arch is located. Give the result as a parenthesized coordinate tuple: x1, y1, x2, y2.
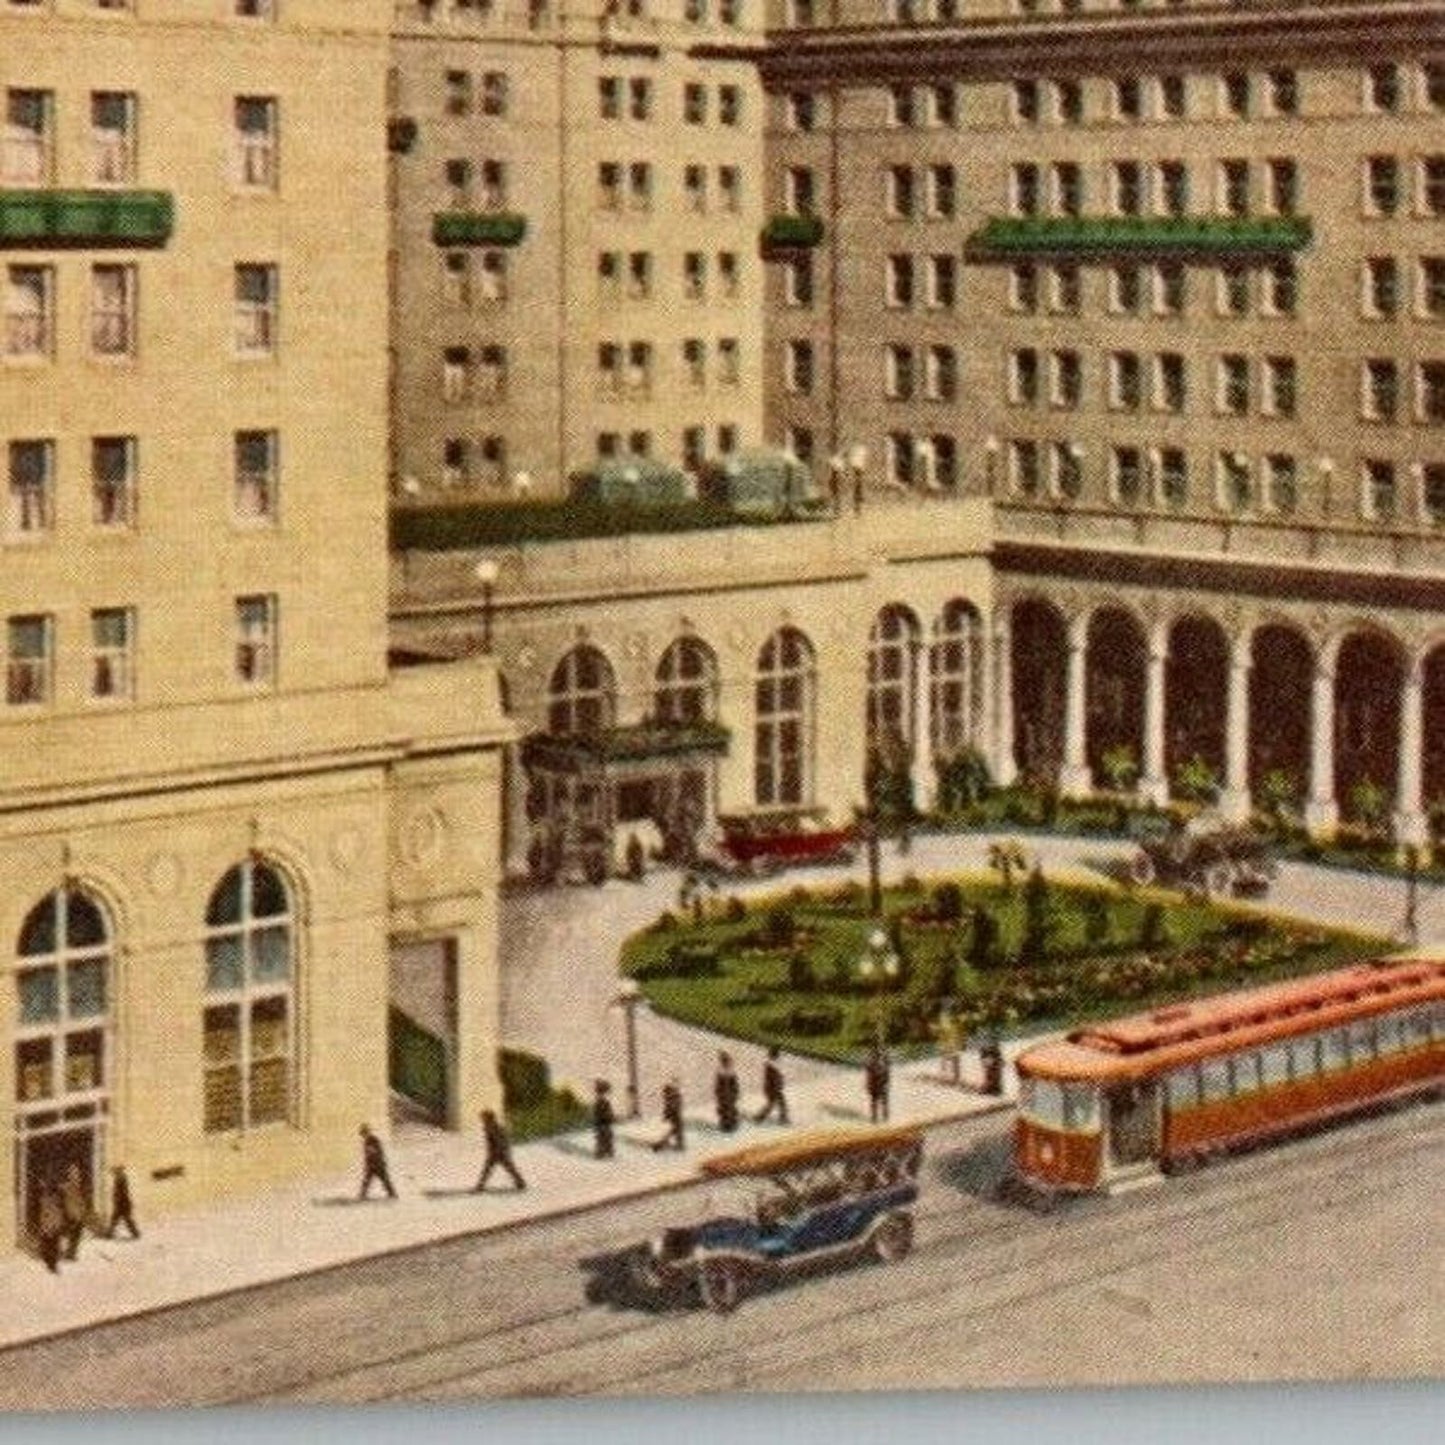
(1165, 613, 1229, 800)
(547, 643, 617, 737)
(654, 635, 720, 725)
(1249, 622, 1313, 809)
(1334, 629, 1405, 826)
(1010, 597, 1067, 784)
(1085, 606, 1146, 786)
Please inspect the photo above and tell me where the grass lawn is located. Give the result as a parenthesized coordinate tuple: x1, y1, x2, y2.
(620, 874, 1388, 1065)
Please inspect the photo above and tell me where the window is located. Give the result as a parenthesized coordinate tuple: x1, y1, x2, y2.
(719, 85, 741, 126)
(886, 433, 915, 491)
(1109, 263, 1143, 315)
(448, 70, 475, 116)
(682, 337, 706, 388)
(654, 637, 717, 726)
(233, 95, 278, 192)
(477, 249, 507, 302)
(1155, 352, 1187, 413)
(234, 0, 276, 15)
(1113, 76, 1142, 122)
(625, 340, 651, 393)
(91, 91, 136, 185)
(1421, 156, 1445, 216)
(928, 164, 956, 218)
(1263, 257, 1297, 316)
(1216, 264, 1250, 317)
(1265, 157, 1298, 215)
(1112, 160, 1144, 216)
(1158, 74, 1186, 120)
(480, 159, 507, 209)
(1266, 68, 1298, 116)
(628, 161, 652, 211)
(442, 438, 469, 487)
(1158, 447, 1188, 508)
(6, 615, 50, 704)
(234, 264, 277, 356)
(1265, 454, 1298, 515)
(1217, 451, 1253, 512)
(1425, 62, 1445, 112)
(1366, 63, 1401, 114)
(885, 344, 914, 401)
(1363, 358, 1399, 420)
(1011, 163, 1040, 217)
(718, 251, 739, 298)
(1423, 463, 1445, 524)
(630, 78, 652, 120)
(1366, 155, 1401, 215)
(785, 254, 813, 307)
(682, 427, 705, 470)
(886, 253, 914, 308)
(1219, 158, 1250, 217)
(1153, 261, 1186, 316)
(92, 435, 135, 528)
(1010, 439, 1041, 497)
(925, 345, 956, 401)
(1112, 446, 1144, 506)
(4, 265, 51, 359)
(867, 604, 921, 757)
(1418, 360, 1445, 422)
(90, 264, 135, 357)
(1418, 257, 1445, 317)
(1157, 160, 1188, 218)
(714, 425, 735, 456)
(1009, 262, 1038, 313)
(787, 427, 813, 467)
(1364, 256, 1400, 318)
(1053, 79, 1083, 125)
(755, 627, 815, 807)
(684, 83, 706, 125)
(1262, 355, 1297, 418)
(681, 163, 705, 212)
(234, 429, 278, 521)
(1218, 354, 1250, 415)
(1052, 163, 1082, 217)
(480, 71, 508, 117)
(718, 165, 741, 210)
(3, 89, 51, 183)
(786, 339, 814, 394)
(235, 595, 277, 687)
(717, 337, 739, 386)
(927, 254, 956, 309)
(683, 250, 706, 299)
(888, 86, 915, 128)
(7, 439, 51, 537)
(598, 76, 621, 120)
(1109, 351, 1142, 411)
(1363, 459, 1397, 520)
(888, 166, 915, 219)
(89, 607, 133, 701)
(1051, 442, 1083, 500)
(624, 251, 650, 300)
(1049, 262, 1081, 315)
(927, 84, 956, 127)
(929, 600, 980, 757)
(1051, 349, 1082, 409)
(1011, 79, 1039, 125)
(445, 157, 472, 206)
(478, 434, 506, 484)
(598, 161, 623, 211)
(786, 167, 816, 216)
(203, 860, 295, 1134)
(1221, 71, 1250, 119)
(1008, 348, 1039, 405)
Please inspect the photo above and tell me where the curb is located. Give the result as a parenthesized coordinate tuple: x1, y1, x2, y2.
(0, 1098, 1013, 1360)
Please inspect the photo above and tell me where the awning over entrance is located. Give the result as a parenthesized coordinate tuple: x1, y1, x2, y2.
(521, 720, 730, 772)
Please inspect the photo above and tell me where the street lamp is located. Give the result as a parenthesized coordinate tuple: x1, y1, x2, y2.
(848, 443, 869, 515)
(473, 557, 500, 653)
(857, 927, 900, 1045)
(611, 978, 646, 1120)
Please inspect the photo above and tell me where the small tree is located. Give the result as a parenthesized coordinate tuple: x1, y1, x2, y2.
(1018, 864, 1052, 966)
(1080, 890, 1112, 949)
(1100, 744, 1139, 795)
(1258, 768, 1300, 830)
(968, 905, 1000, 971)
(1349, 776, 1390, 838)
(931, 880, 965, 924)
(935, 747, 992, 815)
(1138, 900, 1168, 950)
(787, 948, 816, 993)
(1173, 754, 1221, 805)
(988, 839, 1028, 894)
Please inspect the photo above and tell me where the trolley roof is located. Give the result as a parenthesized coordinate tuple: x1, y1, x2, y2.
(1017, 957, 1445, 1083)
(699, 1124, 923, 1178)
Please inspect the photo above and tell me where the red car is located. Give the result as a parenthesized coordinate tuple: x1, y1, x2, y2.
(710, 808, 859, 877)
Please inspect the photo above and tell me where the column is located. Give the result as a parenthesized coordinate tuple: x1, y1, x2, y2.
(992, 610, 1017, 787)
(1139, 625, 1169, 806)
(1394, 657, 1428, 849)
(1304, 659, 1339, 838)
(503, 745, 532, 878)
(975, 615, 996, 775)
(911, 637, 935, 813)
(1218, 635, 1253, 823)
(1059, 611, 1092, 797)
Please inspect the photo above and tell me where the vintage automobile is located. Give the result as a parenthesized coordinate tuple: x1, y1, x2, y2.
(1127, 812, 1277, 898)
(702, 807, 859, 879)
(621, 1125, 924, 1313)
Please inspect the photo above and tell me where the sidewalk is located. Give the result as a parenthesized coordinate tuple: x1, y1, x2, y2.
(0, 1049, 1026, 1355)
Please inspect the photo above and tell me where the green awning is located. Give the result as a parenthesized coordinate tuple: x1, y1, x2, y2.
(966, 215, 1313, 259)
(761, 214, 825, 251)
(0, 190, 174, 248)
(432, 211, 528, 248)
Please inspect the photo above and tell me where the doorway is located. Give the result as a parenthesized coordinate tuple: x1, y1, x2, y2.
(1106, 1083, 1160, 1168)
(18, 1125, 99, 1246)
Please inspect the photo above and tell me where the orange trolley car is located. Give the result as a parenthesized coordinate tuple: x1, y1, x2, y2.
(1014, 957, 1445, 1193)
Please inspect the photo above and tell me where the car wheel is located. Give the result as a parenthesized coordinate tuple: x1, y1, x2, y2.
(872, 1213, 914, 1264)
(698, 1258, 746, 1314)
(1128, 853, 1156, 887)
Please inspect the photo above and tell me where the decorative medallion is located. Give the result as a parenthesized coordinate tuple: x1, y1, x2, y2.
(145, 853, 183, 898)
(329, 827, 364, 875)
(399, 807, 448, 868)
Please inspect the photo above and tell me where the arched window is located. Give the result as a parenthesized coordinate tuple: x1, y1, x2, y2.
(654, 636, 718, 726)
(755, 627, 815, 805)
(547, 644, 616, 737)
(203, 859, 295, 1134)
(866, 605, 921, 754)
(15, 888, 111, 1115)
(930, 600, 982, 759)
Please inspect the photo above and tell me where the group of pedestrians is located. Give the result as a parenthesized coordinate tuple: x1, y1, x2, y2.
(33, 1164, 139, 1275)
(357, 1111, 528, 1202)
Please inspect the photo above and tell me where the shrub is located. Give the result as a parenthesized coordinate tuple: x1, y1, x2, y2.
(787, 948, 817, 993)
(499, 1048, 552, 1111)
(723, 895, 748, 923)
(649, 910, 679, 933)
(1138, 901, 1169, 950)
(634, 942, 722, 980)
(899, 872, 923, 894)
(968, 905, 1000, 971)
(1017, 864, 1052, 966)
(784, 1004, 843, 1038)
(789, 884, 813, 906)
(931, 880, 965, 924)
(1080, 891, 1112, 948)
(935, 747, 992, 814)
(761, 905, 797, 948)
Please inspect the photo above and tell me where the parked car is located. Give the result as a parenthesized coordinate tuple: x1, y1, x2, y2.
(703, 807, 858, 878)
(1128, 813, 1277, 898)
(615, 1125, 923, 1313)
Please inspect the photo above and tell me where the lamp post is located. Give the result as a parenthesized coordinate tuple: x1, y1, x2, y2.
(473, 557, 500, 653)
(858, 927, 900, 1046)
(848, 443, 868, 515)
(612, 978, 645, 1120)
(1403, 843, 1421, 947)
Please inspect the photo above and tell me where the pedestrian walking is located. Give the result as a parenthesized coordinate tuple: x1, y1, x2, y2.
(357, 1123, 397, 1200)
(60, 1162, 90, 1261)
(592, 1079, 616, 1159)
(714, 1051, 741, 1133)
(865, 1043, 891, 1124)
(651, 1078, 686, 1151)
(36, 1179, 65, 1275)
(107, 1164, 140, 1240)
(753, 1047, 790, 1124)
(473, 1108, 527, 1192)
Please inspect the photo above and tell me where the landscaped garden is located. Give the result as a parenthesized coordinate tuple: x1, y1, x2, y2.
(620, 868, 1388, 1064)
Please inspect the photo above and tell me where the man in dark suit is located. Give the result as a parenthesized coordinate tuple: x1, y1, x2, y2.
(865, 1045, 891, 1124)
(592, 1080, 616, 1159)
(358, 1123, 397, 1200)
(754, 1047, 790, 1124)
(474, 1108, 527, 1192)
(652, 1079, 686, 1151)
(714, 1051, 741, 1132)
(107, 1164, 140, 1239)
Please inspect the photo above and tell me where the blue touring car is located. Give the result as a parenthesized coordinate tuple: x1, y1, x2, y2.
(625, 1125, 924, 1313)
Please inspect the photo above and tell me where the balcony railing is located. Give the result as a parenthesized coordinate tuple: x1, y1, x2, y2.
(431, 211, 528, 248)
(966, 215, 1313, 259)
(0, 190, 174, 249)
(761, 213, 825, 252)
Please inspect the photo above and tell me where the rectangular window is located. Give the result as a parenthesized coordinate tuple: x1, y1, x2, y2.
(1217, 264, 1250, 317)
(90, 264, 135, 357)
(1266, 157, 1298, 216)
(1009, 261, 1038, 314)
(713, 425, 733, 456)
(1010, 163, 1040, 217)
(1219, 158, 1250, 217)
(718, 251, 739, 298)
(1051, 349, 1082, 409)
(787, 427, 813, 466)
(1366, 155, 1401, 215)
(928, 84, 957, 127)
(7, 438, 51, 537)
(4, 264, 52, 359)
(1364, 256, 1400, 318)
(1113, 76, 1142, 122)
(925, 345, 956, 402)
(1265, 453, 1298, 515)
(1112, 446, 1144, 506)
(598, 77, 622, 120)
(1010, 439, 1041, 497)
(719, 85, 741, 127)
(1008, 348, 1039, 406)
(480, 72, 508, 118)
(928, 164, 956, 218)
(1421, 156, 1445, 216)
(928, 254, 956, 309)
(1158, 448, 1189, 509)
(1218, 451, 1253, 512)
(785, 254, 813, 307)
(1363, 358, 1399, 421)
(1221, 71, 1251, 119)
(481, 159, 507, 209)
(683, 250, 706, 299)
(1423, 463, 1445, 525)
(885, 344, 914, 401)
(1263, 355, 1297, 418)
(682, 337, 706, 388)
(630, 78, 652, 121)
(234, 264, 277, 356)
(888, 165, 915, 219)
(1424, 62, 1445, 112)
(717, 336, 739, 386)
(1418, 361, 1445, 423)
(90, 607, 134, 702)
(786, 339, 813, 395)
(448, 70, 475, 117)
(1267, 68, 1299, 116)
(628, 162, 652, 211)
(1011, 79, 1040, 124)
(888, 85, 915, 128)
(682, 427, 705, 470)
(234, 429, 278, 521)
(1158, 74, 1186, 120)
(684, 82, 707, 125)
(786, 166, 816, 216)
(624, 251, 650, 300)
(1153, 261, 1186, 316)
(1049, 263, 1081, 315)
(1263, 258, 1297, 316)
(442, 438, 469, 488)
(91, 91, 136, 185)
(477, 250, 507, 302)
(598, 161, 623, 211)
(1418, 257, 1445, 318)
(625, 340, 651, 393)
(1155, 352, 1187, 414)
(1053, 78, 1083, 125)
(1112, 161, 1144, 217)
(886, 253, 914, 308)
(1050, 441, 1083, 500)
(887, 432, 915, 490)
(787, 92, 816, 131)
(1366, 63, 1402, 114)
(1109, 263, 1142, 316)
(445, 158, 472, 206)
(1157, 161, 1188, 218)
(1218, 354, 1250, 415)
(1109, 351, 1142, 411)
(6, 614, 50, 706)
(92, 435, 135, 528)
(1363, 459, 1397, 520)
(235, 595, 277, 688)
(719, 166, 741, 210)
(3, 89, 51, 184)
(234, 96, 278, 190)
(1052, 162, 1082, 218)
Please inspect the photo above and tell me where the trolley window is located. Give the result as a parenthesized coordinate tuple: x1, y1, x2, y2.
(1259, 1041, 1291, 1087)
(1290, 1034, 1321, 1080)
(1020, 1078, 1064, 1128)
(1403, 1007, 1434, 1048)
(1375, 1013, 1406, 1056)
(1232, 1053, 1263, 1094)
(1199, 1057, 1232, 1103)
(1321, 1027, 1352, 1072)
(1348, 1019, 1378, 1061)
(1062, 1083, 1099, 1132)
(1166, 1067, 1201, 1110)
